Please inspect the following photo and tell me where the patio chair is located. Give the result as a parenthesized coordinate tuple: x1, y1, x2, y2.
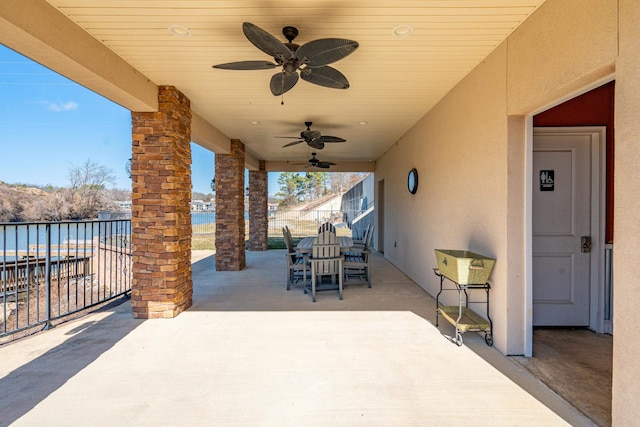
(344, 230, 372, 288)
(348, 225, 374, 256)
(352, 224, 370, 245)
(284, 227, 308, 290)
(364, 225, 374, 247)
(318, 222, 336, 234)
(283, 225, 296, 250)
(304, 231, 344, 302)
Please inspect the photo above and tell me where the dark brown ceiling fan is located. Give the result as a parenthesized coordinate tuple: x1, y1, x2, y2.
(213, 22, 359, 96)
(276, 121, 346, 150)
(292, 152, 336, 169)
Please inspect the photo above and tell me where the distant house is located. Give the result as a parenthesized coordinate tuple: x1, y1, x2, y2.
(191, 199, 214, 211)
(117, 200, 132, 211)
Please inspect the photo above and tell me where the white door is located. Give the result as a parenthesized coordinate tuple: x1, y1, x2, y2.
(532, 129, 599, 326)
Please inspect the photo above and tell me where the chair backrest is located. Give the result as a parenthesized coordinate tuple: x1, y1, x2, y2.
(359, 224, 371, 242)
(365, 225, 374, 249)
(316, 230, 338, 245)
(282, 227, 291, 250)
(312, 235, 341, 275)
(283, 227, 296, 262)
(318, 222, 336, 234)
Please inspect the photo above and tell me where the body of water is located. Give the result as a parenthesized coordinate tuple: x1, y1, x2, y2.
(1, 220, 130, 261)
(191, 212, 215, 225)
(1, 213, 230, 258)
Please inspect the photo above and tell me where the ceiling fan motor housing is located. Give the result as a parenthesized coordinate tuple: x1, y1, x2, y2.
(282, 26, 298, 42)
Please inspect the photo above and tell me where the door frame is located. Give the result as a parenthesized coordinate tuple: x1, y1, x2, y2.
(526, 126, 607, 353)
(376, 178, 385, 253)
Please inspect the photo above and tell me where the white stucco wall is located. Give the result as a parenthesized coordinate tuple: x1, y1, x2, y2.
(506, 0, 617, 115)
(612, 1, 640, 424)
(376, 41, 511, 349)
(375, 0, 618, 356)
(377, 0, 640, 420)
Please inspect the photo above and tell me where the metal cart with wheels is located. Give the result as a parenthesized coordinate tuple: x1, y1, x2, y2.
(434, 268, 493, 346)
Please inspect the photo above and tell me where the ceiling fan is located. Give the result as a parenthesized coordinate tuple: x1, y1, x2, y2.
(213, 22, 359, 96)
(293, 152, 336, 169)
(277, 121, 346, 150)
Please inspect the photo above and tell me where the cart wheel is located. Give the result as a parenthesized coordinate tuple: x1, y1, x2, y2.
(455, 333, 463, 347)
(485, 333, 493, 346)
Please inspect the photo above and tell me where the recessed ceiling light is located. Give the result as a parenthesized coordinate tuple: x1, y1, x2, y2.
(392, 24, 414, 38)
(168, 25, 192, 38)
(359, 121, 368, 125)
(250, 120, 260, 125)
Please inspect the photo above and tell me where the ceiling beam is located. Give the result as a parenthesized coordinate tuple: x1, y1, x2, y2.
(244, 150, 260, 171)
(191, 112, 231, 155)
(0, 0, 157, 112)
(266, 161, 375, 173)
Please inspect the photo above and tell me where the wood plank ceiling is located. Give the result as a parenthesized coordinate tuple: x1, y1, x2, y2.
(45, 0, 546, 168)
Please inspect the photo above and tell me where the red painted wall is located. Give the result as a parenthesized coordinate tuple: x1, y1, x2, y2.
(533, 81, 615, 243)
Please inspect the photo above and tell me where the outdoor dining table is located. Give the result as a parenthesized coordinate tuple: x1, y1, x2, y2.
(295, 236, 355, 255)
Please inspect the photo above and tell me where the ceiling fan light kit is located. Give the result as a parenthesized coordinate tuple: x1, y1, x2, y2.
(213, 22, 359, 97)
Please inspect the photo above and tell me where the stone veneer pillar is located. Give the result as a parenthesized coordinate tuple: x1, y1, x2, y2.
(215, 139, 246, 270)
(130, 85, 193, 319)
(248, 160, 268, 251)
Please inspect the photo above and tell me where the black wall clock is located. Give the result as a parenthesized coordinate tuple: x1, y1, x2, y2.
(408, 168, 418, 194)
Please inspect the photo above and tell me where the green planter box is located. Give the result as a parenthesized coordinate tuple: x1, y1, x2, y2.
(434, 249, 495, 285)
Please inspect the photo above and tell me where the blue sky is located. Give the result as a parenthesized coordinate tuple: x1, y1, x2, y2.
(0, 45, 279, 196)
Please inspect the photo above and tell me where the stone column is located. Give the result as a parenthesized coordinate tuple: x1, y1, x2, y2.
(248, 160, 268, 251)
(130, 85, 192, 319)
(215, 139, 246, 270)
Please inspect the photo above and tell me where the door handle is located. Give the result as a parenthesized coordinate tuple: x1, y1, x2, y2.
(581, 236, 592, 253)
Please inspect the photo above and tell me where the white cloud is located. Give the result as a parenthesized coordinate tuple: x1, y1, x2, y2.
(47, 101, 79, 112)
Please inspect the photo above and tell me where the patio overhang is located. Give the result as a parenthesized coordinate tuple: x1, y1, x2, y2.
(0, 0, 157, 112)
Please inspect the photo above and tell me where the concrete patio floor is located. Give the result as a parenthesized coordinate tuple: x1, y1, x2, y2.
(0, 250, 594, 426)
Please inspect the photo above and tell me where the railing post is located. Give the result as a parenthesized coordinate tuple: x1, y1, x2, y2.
(1, 219, 133, 340)
(43, 223, 52, 330)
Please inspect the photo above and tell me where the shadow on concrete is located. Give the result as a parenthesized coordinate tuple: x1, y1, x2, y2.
(0, 250, 600, 426)
(0, 300, 143, 427)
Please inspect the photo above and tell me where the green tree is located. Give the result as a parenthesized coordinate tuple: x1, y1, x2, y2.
(304, 172, 327, 199)
(275, 172, 306, 206)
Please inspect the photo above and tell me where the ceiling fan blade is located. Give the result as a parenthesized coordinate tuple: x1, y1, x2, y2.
(242, 22, 293, 61)
(318, 136, 346, 143)
(213, 60, 276, 70)
(300, 66, 350, 89)
(308, 141, 325, 150)
(270, 72, 299, 96)
(315, 162, 332, 169)
(296, 39, 359, 67)
(282, 140, 304, 148)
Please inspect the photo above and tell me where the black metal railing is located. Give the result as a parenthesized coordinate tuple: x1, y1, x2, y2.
(191, 210, 360, 238)
(1, 220, 131, 340)
(267, 209, 357, 238)
(192, 211, 216, 235)
(0, 210, 368, 339)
